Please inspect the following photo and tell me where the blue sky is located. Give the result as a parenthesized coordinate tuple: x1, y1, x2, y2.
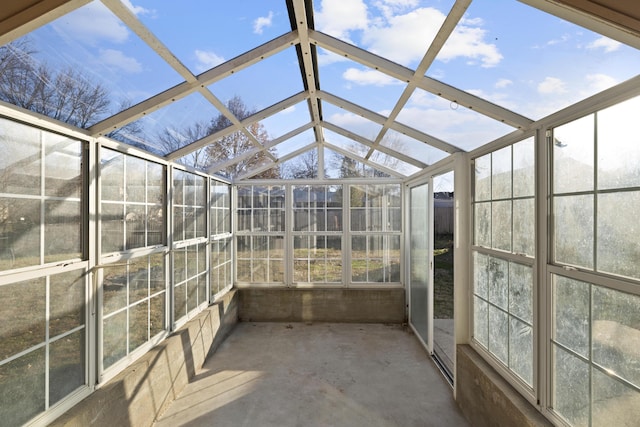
(8, 0, 640, 169)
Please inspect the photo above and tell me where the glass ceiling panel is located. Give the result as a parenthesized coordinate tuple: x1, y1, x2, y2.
(133, 0, 291, 75)
(324, 148, 391, 179)
(0, 1, 184, 129)
(428, 0, 640, 120)
(251, 101, 311, 142)
(381, 129, 448, 166)
(314, 0, 456, 69)
(273, 129, 317, 158)
(397, 89, 516, 151)
(322, 103, 383, 140)
(208, 47, 304, 113)
(317, 48, 406, 113)
(323, 129, 370, 157)
(370, 150, 420, 177)
(109, 91, 222, 157)
(279, 148, 320, 179)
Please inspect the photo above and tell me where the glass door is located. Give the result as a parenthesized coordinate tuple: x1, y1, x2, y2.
(409, 183, 430, 346)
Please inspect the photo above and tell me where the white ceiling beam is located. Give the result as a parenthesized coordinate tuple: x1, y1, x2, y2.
(310, 29, 534, 131)
(89, 31, 299, 137)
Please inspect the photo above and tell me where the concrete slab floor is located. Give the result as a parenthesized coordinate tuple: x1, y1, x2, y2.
(154, 322, 469, 427)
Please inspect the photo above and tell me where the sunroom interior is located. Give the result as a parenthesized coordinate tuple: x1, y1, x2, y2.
(1, 0, 639, 426)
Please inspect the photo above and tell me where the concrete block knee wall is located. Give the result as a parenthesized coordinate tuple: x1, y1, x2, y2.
(50, 290, 238, 427)
(456, 345, 552, 427)
(238, 288, 406, 323)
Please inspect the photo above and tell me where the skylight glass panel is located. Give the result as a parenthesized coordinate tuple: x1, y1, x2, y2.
(314, 0, 456, 69)
(109, 92, 221, 158)
(0, 1, 184, 129)
(317, 48, 406, 113)
(278, 148, 320, 179)
(208, 47, 304, 113)
(428, 0, 640, 120)
(380, 129, 448, 166)
(323, 129, 370, 157)
(370, 151, 420, 176)
(273, 129, 317, 158)
(250, 101, 311, 141)
(397, 89, 516, 151)
(324, 148, 391, 179)
(133, 0, 291, 75)
(322, 103, 383, 140)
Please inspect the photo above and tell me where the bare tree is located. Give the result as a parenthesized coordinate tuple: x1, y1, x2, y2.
(0, 39, 111, 128)
(282, 149, 322, 179)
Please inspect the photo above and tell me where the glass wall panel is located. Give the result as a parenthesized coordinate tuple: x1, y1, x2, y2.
(0, 118, 84, 270)
(409, 183, 429, 344)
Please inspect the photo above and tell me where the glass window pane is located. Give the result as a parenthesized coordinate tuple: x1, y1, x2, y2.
(129, 300, 148, 354)
(553, 345, 589, 427)
(0, 278, 45, 360)
(128, 257, 149, 304)
(592, 368, 640, 426)
(474, 202, 491, 247)
(126, 156, 146, 203)
(50, 270, 85, 337)
(0, 118, 41, 196)
(509, 317, 533, 386)
(174, 283, 186, 320)
(473, 251, 489, 299)
(553, 114, 594, 194)
(488, 257, 509, 310)
(103, 265, 127, 316)
(592, 286, 640, 388)
(554, 195, 593, 269)
(50, 330, 84, 406)
(474, 297, 489, 348)
(103, 311, 127, 370)
(553, 276, 589, 357)
(0, 348, 45, 426)
(512, 198, 534, 257)
(45, 200, 82, 262)
(150, 293, 166, 338)
(513, 137, 535, 198)
(597, 191, 640, 280)
(101, 150, 124, 202)
(475, 154, 491, 202)
(492, 146, 512, 200)
(45, 135, 82, 199)
(597, 96, 640, 190)
(491, 200, 512, 252)
(0, 198, 41, 269)
(509, 262, 532, 323)
(101, 203, 124, 254)
(488, 305, 509, 365)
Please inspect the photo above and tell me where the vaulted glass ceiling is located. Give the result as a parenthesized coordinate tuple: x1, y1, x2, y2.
(0, 0, 639, 181)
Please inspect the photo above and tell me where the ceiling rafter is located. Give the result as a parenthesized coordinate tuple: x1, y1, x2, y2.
(89, 31, 300, 137)
(318, 90, 461, 154)
(365, 0, 472, 160)
(321, 121, 427, 169)
(309, 29, 534, 131)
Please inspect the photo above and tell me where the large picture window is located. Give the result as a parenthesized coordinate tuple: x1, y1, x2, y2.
(472, 137, 535, 388)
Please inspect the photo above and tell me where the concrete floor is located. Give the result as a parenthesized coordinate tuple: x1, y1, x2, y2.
(155, 322, 469, 427)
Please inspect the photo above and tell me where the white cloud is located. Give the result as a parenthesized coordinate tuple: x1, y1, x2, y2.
(547, 34, 570, 46)
(254, 11, 274, 35)
(587, 36, 622, 53)
(121, 0, 152, 16)
(439, 25, 502, 67)
(54, 2, 129, 45)
(194, 50, 225, 72)
(538, 77, 567, 95)
(343, 67, 401, 86)
(495, 78, 512, 89)
(99, 49, 142, 73)
(316, 0, 368, 41)
(584, 73, 618, 93)
(362, 8, 443, 65)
